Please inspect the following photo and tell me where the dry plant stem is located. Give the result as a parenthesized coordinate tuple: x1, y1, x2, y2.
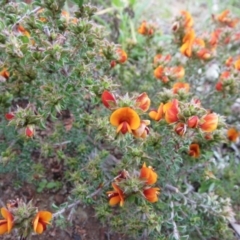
(171, 201, 180, 240)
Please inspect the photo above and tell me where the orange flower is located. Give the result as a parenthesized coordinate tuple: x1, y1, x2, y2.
(215, 10, 239, 28)
(172, 82, 190, 94)
(110, 107, 141, 134)
(101, 90, 116, 108)
(174, 122, 187, 136)
(140, 162, 157, 185)
(138, 21, 154, 36)
(143, 187, 160, 203)
(107, 183, 125, 207)
(188, 143, 200, 158)
(234, 59, 240, 71)
(132, 120, 150, 139)
(225, 57, 233, 67)
(153, 54, 171, 66)
(149, 103, 164, 121)
(116, 49, 128, 64)
(154, 65, 167, 82)
(187, 116, 199, 128)
(25, 126, 34, 138)
(227, 128, 239, 142)
(199, 113, 218, 132)
(209, 29, 222, 47)
(5, 112, 15, 121)
(169, 66, 185, 79)
(180, 29, 195, 57)
(33, 211, 52, 234)
(17, 24, 30, 38)
(0, 68, 10, 79)
(181, 11, 194, 29)
(0, 208, 13, 235)
(164, 99, 180, 124)
(196, 48, 211, 60)
(135, 92, 151, 112)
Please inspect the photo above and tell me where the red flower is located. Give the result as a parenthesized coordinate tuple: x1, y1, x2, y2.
(174, 122, 187, 136)
(101, 91, 116, 108)
(25, 126, 34, 138)
(5, 112, 15, 121)
(187, 116, 199, 128)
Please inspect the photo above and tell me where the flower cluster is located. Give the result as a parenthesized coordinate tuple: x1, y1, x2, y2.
(172, 11, 213, 59)
(0, 199, 52, 236)
(153, 53, 185, 84)
(107, 163, 160, 207)
(102, 91, 151, 138)
(138, 21, 156, 36)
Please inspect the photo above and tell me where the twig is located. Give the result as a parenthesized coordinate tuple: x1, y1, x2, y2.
(53, 200, 81, 218)
(170, 201, 180, 240)
(54, 140, 71, 146)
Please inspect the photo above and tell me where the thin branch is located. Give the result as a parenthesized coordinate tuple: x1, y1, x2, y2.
(53, 200, 81, 218)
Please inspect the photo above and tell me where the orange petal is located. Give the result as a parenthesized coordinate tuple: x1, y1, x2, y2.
(110, 107, 140, 130)
(0, 220, 8, 235)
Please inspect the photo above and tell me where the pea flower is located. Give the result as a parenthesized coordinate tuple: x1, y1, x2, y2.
(138, 21, 155, 36)
(25, 126, 34, 138)
(135, 92, 151, 112)
(0, 208, 14, 235)
(174, 122, 187, 136)
(0, 68, 9, 80)
(188, 143, 200, 158)
(164, 99, 180, 124)
(33, 211, 52, 234)
(116, 49, 128, 64)
(227, 128, 239, 142)
(181, 10, 194, 29)
(5, 112, 15, 121)
(180, 29, 195, 57)
(199, 113, 218, 132)
(107, 183, 125, 207)
(187, 116, 199, 128)
(110, 107, 141, 134)
(172, 82, 190, 94)
(101, 90, 116, 109)
(140, 162, 157, 185)
(143, 188, 160, 203)
(149, 103, 164, 121)
(132, 120, 150, 139)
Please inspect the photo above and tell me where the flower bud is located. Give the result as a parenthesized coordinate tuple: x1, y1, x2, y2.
(187, 116, 199, 128)
(174, 122, 187, 136)
(5, 112, 15, 121)
(25, 126, 34, 138)
(101, 91, 117, 109)
(135, 92, 151, 112)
